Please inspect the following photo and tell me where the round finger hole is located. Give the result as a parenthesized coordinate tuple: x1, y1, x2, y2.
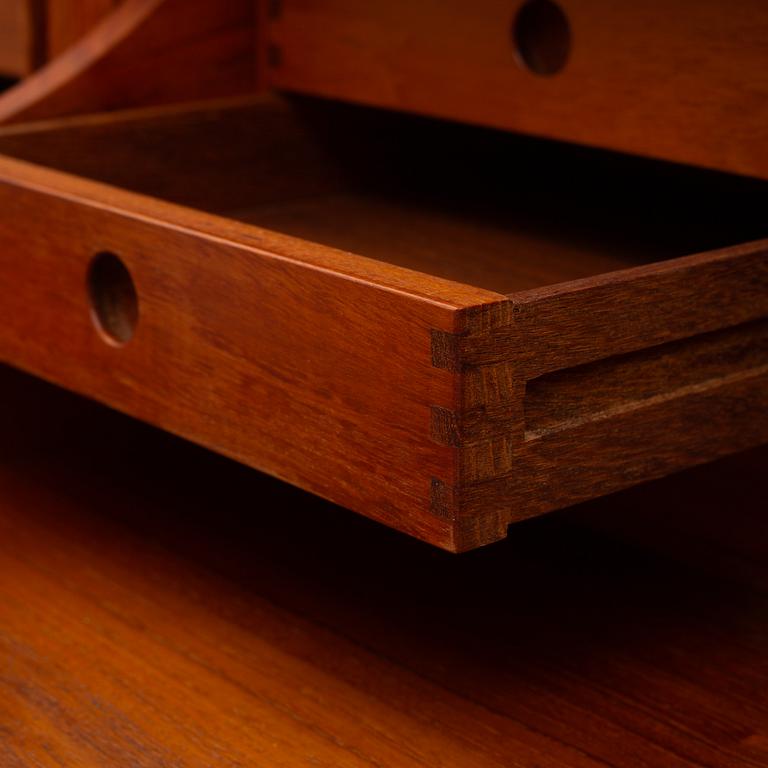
(512, 0, 571, 76)
(87, 251, 138, 345)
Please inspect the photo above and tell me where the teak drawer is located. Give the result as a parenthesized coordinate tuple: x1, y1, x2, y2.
(267, 0, 768, 179)
(0, 96, 766, 551)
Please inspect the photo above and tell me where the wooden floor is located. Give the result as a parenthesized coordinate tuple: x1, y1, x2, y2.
(1, 363, 767, 767)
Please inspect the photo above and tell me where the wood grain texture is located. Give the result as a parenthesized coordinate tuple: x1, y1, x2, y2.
(1, 363, 768, 766)
(0, 0, 258, 124)
(0, 97, 765, 549)
(267, 0, 768, 179)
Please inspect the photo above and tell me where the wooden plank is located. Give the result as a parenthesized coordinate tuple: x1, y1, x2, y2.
(1, 363, 768, 766)
(267, 0, 768, 178)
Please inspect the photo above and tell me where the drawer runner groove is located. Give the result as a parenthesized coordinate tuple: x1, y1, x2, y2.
(524, 318, 768, 440)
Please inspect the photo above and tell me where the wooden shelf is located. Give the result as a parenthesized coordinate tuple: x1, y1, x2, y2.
(1, 362, 767, 766)
(0, 95, 765, 549)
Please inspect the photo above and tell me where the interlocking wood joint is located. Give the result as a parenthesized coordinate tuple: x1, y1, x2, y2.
(427, 301, 528, 549)
(425, 285, 768, 551)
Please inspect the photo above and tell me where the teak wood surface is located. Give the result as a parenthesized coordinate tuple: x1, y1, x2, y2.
(1, 364, 767, 766)
(0, 96, 766, 550)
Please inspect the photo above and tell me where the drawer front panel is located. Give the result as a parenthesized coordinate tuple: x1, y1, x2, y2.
(0, 168, 467, 548)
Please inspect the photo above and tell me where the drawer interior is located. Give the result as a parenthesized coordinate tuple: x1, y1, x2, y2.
(1, 94, 766, 294)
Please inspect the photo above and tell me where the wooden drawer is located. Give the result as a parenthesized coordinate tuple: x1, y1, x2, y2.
(267, 0, 768, 179)
(0, 95, 765, 551)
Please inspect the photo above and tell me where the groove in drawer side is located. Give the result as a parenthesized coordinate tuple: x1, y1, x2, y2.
(524, 319, 768, 439)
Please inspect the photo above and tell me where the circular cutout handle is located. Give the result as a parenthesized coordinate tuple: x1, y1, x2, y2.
(512, 0, 571, 76)
(87, 251, 138, 345)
